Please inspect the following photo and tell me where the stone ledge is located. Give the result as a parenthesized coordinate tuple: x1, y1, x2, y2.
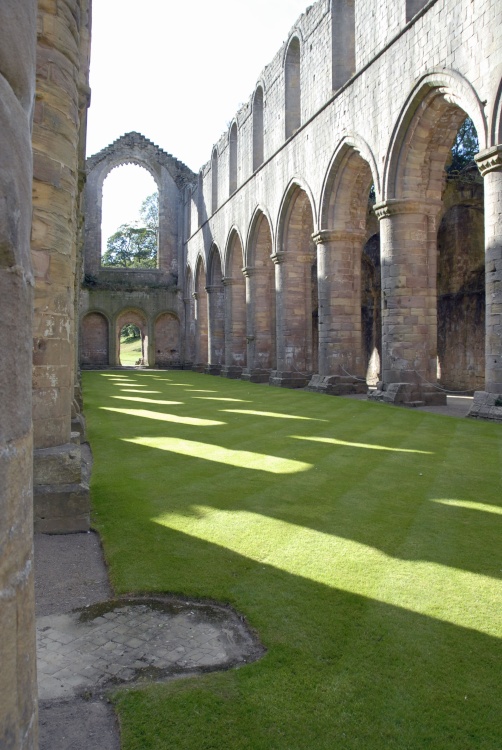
(241, 368, 271, 383)
(467, 391, 502, 421)
(269, 370, 310, 389)
(306, 374, 367, 396)
(34, 443, 83, 485)
(34, 482, 90, 534)
(369, 382, 446, 406)
(220, 366, 243, 379)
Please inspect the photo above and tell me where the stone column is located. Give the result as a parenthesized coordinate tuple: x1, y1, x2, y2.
(0, 3, 39, 747)
(469, 146, 502, 419)
(206, 284, 224, 375)
(241, 266, 274, 383)
(270, 250, 315, 388)
(183, 296, 195, 367)
(31, 0, 91, 532)
(220, 277, 245, 378)
(307, 230, 367, 395)
(371, 199, 445, 406)
(192, 292, 207, 371)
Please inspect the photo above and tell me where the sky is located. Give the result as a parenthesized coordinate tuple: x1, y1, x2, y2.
(88, 0, 311, 245)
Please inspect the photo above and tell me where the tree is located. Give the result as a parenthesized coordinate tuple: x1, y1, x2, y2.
(101, 192, 159, 268)
(447, 117, 479, 173)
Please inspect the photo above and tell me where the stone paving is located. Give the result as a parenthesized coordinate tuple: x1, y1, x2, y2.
(37, 596, 263, 701)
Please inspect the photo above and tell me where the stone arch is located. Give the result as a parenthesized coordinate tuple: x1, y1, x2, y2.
(80, 311, 110, 367)
(490, 72, 502, 146)
(206, 244, 225, 371)
(84, 132, 195, 281)
(194, 256, 208, 368)
(222, 229, 246, 376)
(314, 139, 378, 387)
(184, 264, 196, 365)
(253, 85, 265, 171)
(273, 182, 317, 385)
(242, 209, 276, 381)
(284, 36, 302, 140)
(154, 312, 181, 367)
(229, 122, 238, 195)
(374, 71, 487, 402)
(211, 147, 218, 214)
(115, 308, 149, 367)
(383, 70, 487, 201)
(330, 0, 355, 90)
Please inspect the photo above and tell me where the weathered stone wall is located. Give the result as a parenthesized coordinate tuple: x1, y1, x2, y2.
(32, 0, 92, 532)
(0, 2, 39, 747)
(184, 0, 502, 407)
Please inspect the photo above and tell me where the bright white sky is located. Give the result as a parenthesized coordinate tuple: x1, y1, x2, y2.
(88, 0, 310, 246)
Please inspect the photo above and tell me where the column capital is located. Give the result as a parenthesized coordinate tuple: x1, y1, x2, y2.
(222, 276, 240, 287)
(312, 229, 366, 245)
(205, 284, 222, 294)
(270, 251, 287, 265)
(242, 266, 255, 277)
(475, 145, 502, 176)
(373, 198, 441, 220)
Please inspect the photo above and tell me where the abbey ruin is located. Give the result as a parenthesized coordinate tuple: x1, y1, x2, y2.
(1, 0, 502, 746)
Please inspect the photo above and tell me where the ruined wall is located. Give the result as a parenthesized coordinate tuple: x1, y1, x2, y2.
(31, 0, 92, 532)
(0, 3, 39, 747)
(184, 0, 502, 406)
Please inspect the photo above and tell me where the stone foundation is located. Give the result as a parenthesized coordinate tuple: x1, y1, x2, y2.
(33, 444, 90, 534)
(269, 370, 310, 388)
(306, 374, 367, 396)
(241, 368, 272, 383)
(220, 366, 243, 378)
(369, 382, 446, 407)
(467, 391, 502, 421)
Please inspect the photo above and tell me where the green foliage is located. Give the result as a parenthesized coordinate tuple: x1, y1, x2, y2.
(121, 324, 140, 341)
(101, 192, 159, 269)
(83, 371, 502, 750)
(447, 117, 479, 173)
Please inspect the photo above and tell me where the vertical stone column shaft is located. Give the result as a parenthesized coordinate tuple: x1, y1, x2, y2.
(313, 230, 365, 376)
(222, 277, 246, 369)
(206, 284, 225, 367)
(476, 146, 502, 393)
(374, 200, 439, 387)
(273, 251, 315, 372)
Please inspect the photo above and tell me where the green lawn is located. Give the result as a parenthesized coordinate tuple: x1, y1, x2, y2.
(119, 335, 142, 366)
(82, 370, 502, 750)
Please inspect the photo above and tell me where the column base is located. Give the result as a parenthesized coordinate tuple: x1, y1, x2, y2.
(269, 370, 310, 388)
(368, 382, 446, 407)
(306, 374, 367, 396)
(191, 363, 206, 373)
(468, 391, 502, 421)
(205, 364, 222, 376)
(33, 443, 90, 533)
(241, 368, 271, 383)
(220, 366, 243, 379)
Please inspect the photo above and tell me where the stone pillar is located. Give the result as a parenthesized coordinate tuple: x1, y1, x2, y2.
(0, 3, 39, 747)
(371, 199, 445, 406)
(241, 266, 274, 383)
(220, 277, 245, 378)
(307, 230, 367, 395)
(183, 296, 195, 367)
(31, 0, 91, 532)
(270, 250, 315, 388)
(469, 146, 502, 420)
(206, 284, 224, 375)
(192, 292, 207, 371)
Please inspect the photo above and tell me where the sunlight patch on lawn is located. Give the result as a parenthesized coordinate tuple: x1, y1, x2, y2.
(119, 389, 162, 394)
(222, 409, 328, 422)
(125, 437, 312, 474)
(102, 407, 225, 426)
(192, 397, 252, 402)
(110, 396, 183, 406)
(153, 506, 502, 638)
(290, 435, 433, 454)
(431, 498, 502, 515)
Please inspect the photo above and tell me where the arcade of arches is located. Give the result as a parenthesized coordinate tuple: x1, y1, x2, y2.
(2, 0, 502, 745)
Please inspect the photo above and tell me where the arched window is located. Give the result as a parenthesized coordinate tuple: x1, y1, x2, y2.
(101, 164, 159, 269)
(211, 148, 218, 214)
(229, 123, 238, 195)
(285, 37, 301, 139)
(331, 0, 355, 90)
(253, 86, 264, 171)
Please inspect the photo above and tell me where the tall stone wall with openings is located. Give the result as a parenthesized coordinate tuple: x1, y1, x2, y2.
(183, 0, 502, 414)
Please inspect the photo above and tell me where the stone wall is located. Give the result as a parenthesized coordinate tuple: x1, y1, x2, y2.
(0, 2, 39, 747)
(183, 0, 502, 408)
(32, 0, 92, 533)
